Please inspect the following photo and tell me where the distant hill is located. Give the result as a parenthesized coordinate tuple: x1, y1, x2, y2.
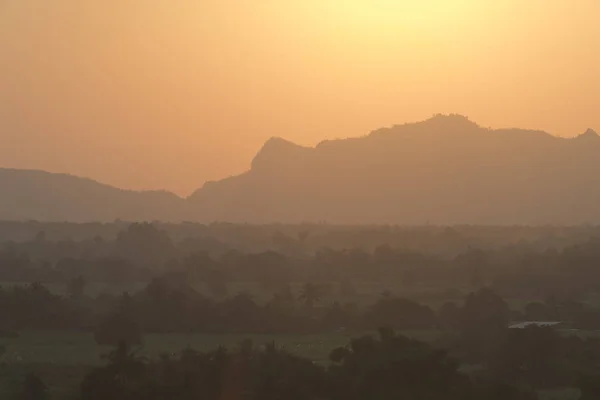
(188, 114, 600, 225)
(0, 168, 188, 222)
(4, 115, 600, 224)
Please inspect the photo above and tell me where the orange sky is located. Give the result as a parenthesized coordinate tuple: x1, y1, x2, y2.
(1, 0, 599, 195)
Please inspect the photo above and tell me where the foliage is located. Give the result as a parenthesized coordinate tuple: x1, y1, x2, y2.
(328, 329, 471, 400)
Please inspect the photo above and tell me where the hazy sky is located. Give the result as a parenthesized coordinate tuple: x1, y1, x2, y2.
(1, 0, 599, 195)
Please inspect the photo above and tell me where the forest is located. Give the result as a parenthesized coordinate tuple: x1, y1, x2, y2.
(1, 222, 600, 399)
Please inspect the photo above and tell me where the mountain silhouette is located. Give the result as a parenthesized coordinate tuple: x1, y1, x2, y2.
(188, 114, 600, 225)
(0, 168, 188, 222)
(3, 114, 600, 224)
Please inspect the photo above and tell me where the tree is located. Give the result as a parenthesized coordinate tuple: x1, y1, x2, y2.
(136, 277, 205, 333)
(205, 269, 229, 299)
(81, 341, 147, 400)
(324, 301, 358, 331)
(438, 301, 462, 331)
(298, 283, 321, 309)
(328, 329, 471, 400)
(455, 249, 488, 288)
(459, 288, 510, 361)
(267, 285, 296, 313)
(68, 275, 86, 301)
(222, 293, 263, 333)
(94, 293, 142, 346)
(116, 223, 174, 266)
(491, 326, 563, 388)
(461, 288, 509, 332)
(181, 251, 214, 281)
(524, 302, 552, 321)
(249, 251, 289, 293)
(252, 341, 326, 400)
(364, 297, 435, 330)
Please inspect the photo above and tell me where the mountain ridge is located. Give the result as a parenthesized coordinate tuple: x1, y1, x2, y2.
(0, 167, 188, 222)
(3, 114, 600, 224)
(188, 114, 600, 225)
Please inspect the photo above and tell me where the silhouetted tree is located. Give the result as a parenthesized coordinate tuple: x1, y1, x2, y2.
(267, 285, 296, 313)
(68, 275, 86, 301)
(81, 341, 146, 400)
(455, 249, 488, 287)
(459, 288, 510, 361)
(116, 223, 174, 266)
(524, 302, 552, 321)
(492, 326, 563, 387)
(365, 296, 435, 330)
(298, 283, 321, 309)
(95, 293, 142, 346)
(438, 301, 462, 331)
(205, 269, 229, 299)
(328, 329, 471, 400)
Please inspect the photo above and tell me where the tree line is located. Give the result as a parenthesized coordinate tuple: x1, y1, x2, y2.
(14, 325, 600, 400)
(4, 275, 600, 343)
(4, 223, 600, 301)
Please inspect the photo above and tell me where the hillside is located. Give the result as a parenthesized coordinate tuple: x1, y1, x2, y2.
(188, 115, 600, 225)
(0, 168, 188, 222)
(3, 115, 600, 224)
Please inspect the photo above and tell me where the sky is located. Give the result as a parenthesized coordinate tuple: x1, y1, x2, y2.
(1, 0, 600, 196)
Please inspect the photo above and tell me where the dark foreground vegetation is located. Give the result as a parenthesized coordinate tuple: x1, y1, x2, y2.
(3, 222, 600, 398)
(8, 323, 600, 400)
(80, 329, 540, 400)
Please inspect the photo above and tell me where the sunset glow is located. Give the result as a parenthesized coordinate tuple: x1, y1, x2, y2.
(1, 0, 600, 194)
(323, 0, 477, 33)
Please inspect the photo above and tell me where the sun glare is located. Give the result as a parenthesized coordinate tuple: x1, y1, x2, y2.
(325, 0, 477, 36)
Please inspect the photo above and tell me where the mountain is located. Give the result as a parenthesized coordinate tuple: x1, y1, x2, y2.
(0, 168, 188, 222)
(188, 114, 600, 225)
(3, 115, 600, 224)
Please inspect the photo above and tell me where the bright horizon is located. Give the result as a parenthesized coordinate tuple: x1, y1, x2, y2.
(1, 0, 600, 195)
